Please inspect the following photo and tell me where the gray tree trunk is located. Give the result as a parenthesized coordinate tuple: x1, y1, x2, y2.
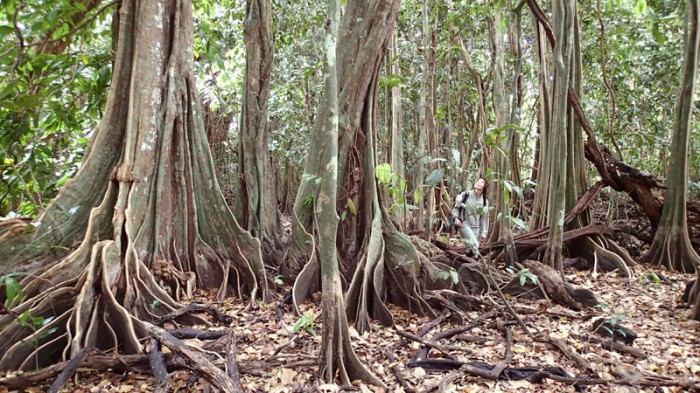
(543, 0, 574, 271)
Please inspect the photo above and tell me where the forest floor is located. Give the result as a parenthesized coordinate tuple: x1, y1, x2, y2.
(1, 195, 700, 392)
(1, 259, 698, 393)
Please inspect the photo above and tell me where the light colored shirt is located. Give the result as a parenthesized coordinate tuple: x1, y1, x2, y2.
(451, 190, 490, 239)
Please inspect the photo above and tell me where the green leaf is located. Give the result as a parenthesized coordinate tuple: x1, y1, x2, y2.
(434, 271, 450, 282)
(18, 310, 30, 325)
(4, 276, 23, 306)
(519, 274, 526, 286)
(449, 269, 459, 285)
(346, 198, 357, 216)
(376, 163, 392, 185)
(425, 168, 445, 186)
(511, 216, 527, 230)
(413, 189, 423, 203)
(0, 25, 15, 36)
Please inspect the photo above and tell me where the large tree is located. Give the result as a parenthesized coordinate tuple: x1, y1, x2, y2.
(644, 0, 700, 277)
(0, 0, 267, 370)
(314, 0, 383, 384)
(286, 0, 441, 336)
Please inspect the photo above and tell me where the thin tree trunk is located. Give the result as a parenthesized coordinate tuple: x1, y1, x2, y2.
(543, 0, 574, 271)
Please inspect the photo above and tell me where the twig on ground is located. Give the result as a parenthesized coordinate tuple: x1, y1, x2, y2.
(537, 333, 592, 371)
(168, 327, 227, 340)
(148, 338, 170, 393)
(396, 330, 467, 360)
(47, 346, 92, 393)
(387, 346, 415, 393)
(225, 330, 244, 391)
(271, 335, 299, 357)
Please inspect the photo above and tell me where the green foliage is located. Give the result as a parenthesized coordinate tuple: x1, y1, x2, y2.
(640, 270, 662, 289)
(375, 163, 412, 214)
(0, 0, 114, 217)
(434, 268, 459, 285)
(292, 310, 316, 336)
(506, 267, 538, 286)
(2, 272, 25, 308)
(1, 272, 57, 345)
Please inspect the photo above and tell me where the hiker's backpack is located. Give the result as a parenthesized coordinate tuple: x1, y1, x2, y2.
(457, 191, 486, 220)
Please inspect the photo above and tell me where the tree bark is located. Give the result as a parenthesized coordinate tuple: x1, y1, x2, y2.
(543, 0, 574, 270)
(239, 0, 280, 247)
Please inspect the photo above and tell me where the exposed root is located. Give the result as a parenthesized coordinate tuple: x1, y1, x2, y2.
(585, 236, 633, 278)
(346, 225, 435, 334)
(522, 260, 595, 311)
(643, 227, 699, 274)
(320, 281, 386, 388)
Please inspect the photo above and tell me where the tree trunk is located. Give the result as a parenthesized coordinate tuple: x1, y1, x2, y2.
(0, 0, 267, 370)
(315, 0, 382, 384)
(487, 8, 517, 266)
(530, 15, 552, 231)
(388, 32, 406, 229)
(284, 0, 402, 277)
(543, 0, 574, 271)
(239, 0, 280, 248)
(416, 0, 431, 236)
(644, 0, 700, 275)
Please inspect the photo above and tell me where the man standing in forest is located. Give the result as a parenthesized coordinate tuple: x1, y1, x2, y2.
(451, 177, 489, 258)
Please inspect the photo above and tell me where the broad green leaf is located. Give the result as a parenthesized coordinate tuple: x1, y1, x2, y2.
(434, 271, 450, 282)
(511, 217, 527, 230)
(4, 276, 23, 306)
(425, 168, 445, 186)
(0, 25, 14, 36)
(376, 163, 392, 185)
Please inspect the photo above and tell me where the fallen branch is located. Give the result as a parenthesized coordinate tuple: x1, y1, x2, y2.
(148, 339, 170, 393)
(156, 303, 234, 325)
(536, 334, 592, 371)
(573, 333, 646, 359)
(489, 326, 513, 378)
(396, 330, 468, 359)
(47, 346, 92, 393)
(168, 327, 227, 340)
(410, 358, 698, 389)
(144, 323, 238, 392)
(0, 351, 275, 390)
(387, 346, 415, 393)
(225, 331, 244, 391)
